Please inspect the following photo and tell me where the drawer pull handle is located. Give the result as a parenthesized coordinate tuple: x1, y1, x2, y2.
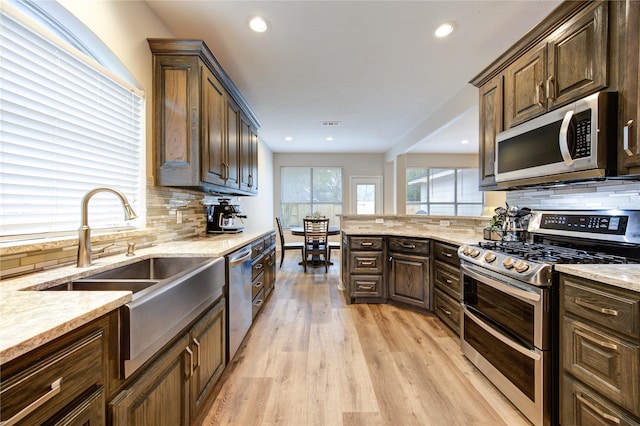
(254, 263, 263, 270)
(438, 306, 452, 316)
(441, 252, 453, 258)
(254, 299, 264, 308)
(574, 329, 618, 351)
(575, 298, 618, 316)
(360, 242, 374, 247)
(254, 281, 264, 289)
(193, 338, 201, 369)
(445, 279, 453, 284)
(185, 347, 194, 378)
(358, 284, 376, 290)
(359, 260, 375, 266)
(401, 244, 416, 249)
(1, 378, 62, 426)
(576, 393, 620, 424)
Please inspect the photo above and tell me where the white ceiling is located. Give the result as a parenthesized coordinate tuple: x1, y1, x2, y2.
(145, 0, 562, 155)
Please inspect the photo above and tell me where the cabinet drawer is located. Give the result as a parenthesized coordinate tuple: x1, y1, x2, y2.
(563, 276, 640, 340)
(252, 288, 265, 319)
(350, 237, 384, 251)
(350, 275, 384, 298)
(252, 273, 265, 299)
(251, 238, 266, 259)
(433, 241, 459, 266)
(252, 255, 265, 280)
(350, 251, 384, 274)
(434, 260, 460, 298)
(0, 328, 104, 425)
(434, 288, 461, 335)
(563, 316, 640, 416)
(563, 374, 640, 426)
(388, 237, 429, 256)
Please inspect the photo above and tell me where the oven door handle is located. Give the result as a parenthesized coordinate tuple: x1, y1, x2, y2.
(463, 307, 541, 361)
(461, 264, 541, 303)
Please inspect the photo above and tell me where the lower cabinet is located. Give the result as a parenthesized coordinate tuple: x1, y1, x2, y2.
(388, 237, 430, 310)
(109, 298, 226, 425)
(432, 241, 461, 334)
(0, 313, 112, 426)
(560, 274, 640, 425)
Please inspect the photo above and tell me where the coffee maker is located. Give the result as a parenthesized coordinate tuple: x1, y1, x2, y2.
(205, 198, 246, 234)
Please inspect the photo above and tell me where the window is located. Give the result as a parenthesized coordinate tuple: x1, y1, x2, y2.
(280, 167, 342, 228)
(0, 3, 144, 239)
(406, 168, 483, 216)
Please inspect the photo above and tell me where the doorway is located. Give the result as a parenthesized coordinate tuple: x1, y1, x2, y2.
(350, 176, 383, 214)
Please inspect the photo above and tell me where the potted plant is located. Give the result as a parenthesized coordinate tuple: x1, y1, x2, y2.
(484, 214, 504, 241)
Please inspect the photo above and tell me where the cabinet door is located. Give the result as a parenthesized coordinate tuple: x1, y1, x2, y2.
(190, 300, 226, 419)
(249, 127, 259, 193)
(388, 253, 430, 309)
(154, 56, 201, 187)
(110, 334, 190, 426)
(239, 114, 252, 192)
(621, 0, 640, 170)
(201, 66, 227, 186)
(226, 97, 240, 188)
(547, 1, 608, 109)
(478, 74, 503, 188)
(505, 44, 547, 128)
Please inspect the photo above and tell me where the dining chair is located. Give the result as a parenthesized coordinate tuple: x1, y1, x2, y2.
(276, 217, 304, 268)
(302, 217, 330, 272)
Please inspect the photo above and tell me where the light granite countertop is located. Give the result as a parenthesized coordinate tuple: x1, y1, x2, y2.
(555, 264, 640, 293)
(0, 229, 273, 364)
(341, 228, 483, 247)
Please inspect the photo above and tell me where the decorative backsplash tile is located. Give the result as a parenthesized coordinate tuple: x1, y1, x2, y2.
(506, 180, 640, 210)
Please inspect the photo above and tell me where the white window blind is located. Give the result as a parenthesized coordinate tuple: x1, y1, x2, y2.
(0, 5, 144, 238)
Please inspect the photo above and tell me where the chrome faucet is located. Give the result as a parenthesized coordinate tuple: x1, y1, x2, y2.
(77, 187, 138, 267)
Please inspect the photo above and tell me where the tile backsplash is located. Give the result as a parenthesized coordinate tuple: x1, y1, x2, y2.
(506, 180, 640, 210)
(0, 186, 209, 280)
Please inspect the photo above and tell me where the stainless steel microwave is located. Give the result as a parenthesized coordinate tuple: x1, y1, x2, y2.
(495, 91, 617, 188)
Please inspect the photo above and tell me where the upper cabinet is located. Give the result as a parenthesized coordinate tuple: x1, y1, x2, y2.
(149, 39, 261, 195)
(619, 0, 640, 173)
(471, 0, 640, 188)
(505, 2, 609, 128)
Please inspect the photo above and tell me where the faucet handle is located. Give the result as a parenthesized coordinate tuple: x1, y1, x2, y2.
(126, 242, 136, 257)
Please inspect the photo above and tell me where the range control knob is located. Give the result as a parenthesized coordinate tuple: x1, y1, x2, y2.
(484, 251, 497, 263)
(514, 260, 530, 273)
(461, 245, 471, 256)
(503, 257, 515, 269)
(469, 248, 481, 258)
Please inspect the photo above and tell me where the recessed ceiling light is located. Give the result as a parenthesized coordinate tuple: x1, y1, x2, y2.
(434, 22, 456, 38)
(461, 139, 469, 144)
(248, 16, 270, 33)
(284, 136, 293, 142)
(326, 137, 334, 142)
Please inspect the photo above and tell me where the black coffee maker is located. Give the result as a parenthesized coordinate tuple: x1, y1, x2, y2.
(205, 198, 246, 234)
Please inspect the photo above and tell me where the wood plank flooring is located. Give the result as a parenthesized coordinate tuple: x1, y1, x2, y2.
(199, 251, 531, 426)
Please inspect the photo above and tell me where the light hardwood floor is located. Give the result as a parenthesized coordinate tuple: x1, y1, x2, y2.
(199, 251, 531, 426)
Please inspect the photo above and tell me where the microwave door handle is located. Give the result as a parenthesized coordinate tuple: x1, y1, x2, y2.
(559, 110, 575, 166)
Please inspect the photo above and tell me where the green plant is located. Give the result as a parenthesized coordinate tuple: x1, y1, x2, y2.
(486, 214, 504, 231)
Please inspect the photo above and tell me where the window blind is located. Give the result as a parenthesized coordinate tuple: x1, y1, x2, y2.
(0, 6, 144, 238)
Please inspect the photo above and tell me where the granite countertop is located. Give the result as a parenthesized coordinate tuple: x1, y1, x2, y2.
(0, 229, 273, 364)
(555, 264, 640, 293)
(341, 228, 482, 247)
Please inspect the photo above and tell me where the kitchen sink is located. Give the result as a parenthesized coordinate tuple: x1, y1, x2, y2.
(38, 256, 226, 378)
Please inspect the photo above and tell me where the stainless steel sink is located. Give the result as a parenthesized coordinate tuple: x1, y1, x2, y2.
(39, 256, 226, 378)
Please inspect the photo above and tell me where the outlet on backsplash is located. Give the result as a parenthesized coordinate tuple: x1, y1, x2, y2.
(440, 220, 450, 227)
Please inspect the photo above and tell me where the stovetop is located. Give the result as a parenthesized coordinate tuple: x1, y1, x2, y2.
(459, 210, 640, 287)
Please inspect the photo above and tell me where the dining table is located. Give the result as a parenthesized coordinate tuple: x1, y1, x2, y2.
(290, 226, 340, 266)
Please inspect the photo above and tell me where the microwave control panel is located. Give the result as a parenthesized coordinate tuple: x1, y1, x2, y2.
(573, 110, 592, 159)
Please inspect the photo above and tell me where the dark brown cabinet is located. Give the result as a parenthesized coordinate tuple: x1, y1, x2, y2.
(432, 241, 461, 335)
(619, 0, 640, 173)
(344, 236, 386, 302)
(505, 1, 609, 129)
(388, 237, 430, 310)
(0, 313, 112, 425)
(478, 74, 503, 189)
(149, 39, 260, 195)
(110, 299, 226, 426)
(560, 274, 640, 425)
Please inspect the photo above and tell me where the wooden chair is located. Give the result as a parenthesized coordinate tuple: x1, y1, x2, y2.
(302, 217, 330, 272)
(276, 217, 304, 268)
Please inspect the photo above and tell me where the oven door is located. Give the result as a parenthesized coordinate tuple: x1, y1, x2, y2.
(460, 263, 551, 426)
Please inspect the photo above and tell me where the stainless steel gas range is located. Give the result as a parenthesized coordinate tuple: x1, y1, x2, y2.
(458, 210, 640, 426)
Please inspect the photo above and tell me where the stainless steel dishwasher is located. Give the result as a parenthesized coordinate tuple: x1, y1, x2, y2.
(226, 245, 253, 361)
